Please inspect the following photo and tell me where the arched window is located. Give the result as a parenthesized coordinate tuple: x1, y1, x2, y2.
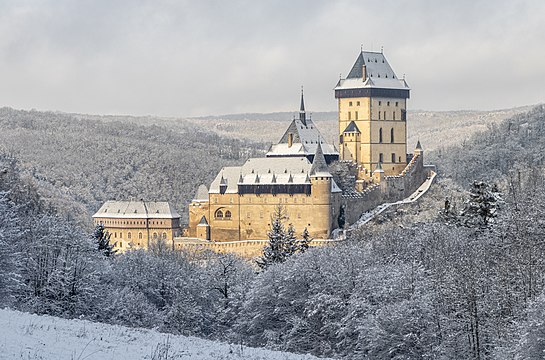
(390, 128, 394, 143)
(138, 232, 143, 239)
(379, 128, 383, 143)
(128, 232, 132, 239)
(153, 232, 158, 240)
(162, 232, 167, 240)
(215, 209, 224, 219)
(225, 210, 232, 219)
(393, 111, 396, 120)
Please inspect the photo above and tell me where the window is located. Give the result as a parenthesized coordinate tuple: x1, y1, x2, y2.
(379, 128, 383, 143)
(384, 111, 386, 120)
(378, 101, 382, 106)
(225, 210, 232, 219)
(153, 233, 158, 240)
(128, 232, 131, 239)
(391, 128, 394, 143)
(247, 212, 251, 219)
(393, 111, 396, 120)
(357, 101, 360, 106)
(260, 211, 264, 219)
(401, 109, 407, 121)
(395, 101, 399, 107)
(387, 101, 390, 106)
(355, 111, 358, 120)
(348, 111, 351, 120)
(379, 153, 384, 163)
(162, 232, 167, 240)
(392, 153, 396, 163)
(215, 209, 224, 219)
(138, 232, 143, 239)
(297, 212, 301, 219)
(349, 101, 353, 106)
(119, 242, 123, 248)
(114, 232, 117, 238)
(378, 111, 381, 120)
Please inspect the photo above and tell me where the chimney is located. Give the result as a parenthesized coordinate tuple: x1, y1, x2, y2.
(362, 64, 367, 80)
(288, 133, 293, 147)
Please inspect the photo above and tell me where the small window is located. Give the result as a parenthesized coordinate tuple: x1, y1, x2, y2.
(215, 209, 224, 219)
(384, 111, 386, 120)
(378, 101, 382, 106)
(260, 211, 264, 219)
(393, 111, 396, 121)
(355, 111, 358, 120)
(247, 212, 251, 219)
(153, 233, 158, 240)
(379, 153, 384, 163)
(391, 128, 394, 143)
(395, 102, 399, 107)
(138, 232, 143, 239)
(356, 101, 360, 106)
(119, 241, 123, 248)
(378, 111, 381, 120)
(348, 111, 351, 120)
(162, 232, 167, 240)
(391, 153, 396, 163)
(128, 232, 131, 239)
(387, 101, 390, 106)
(225, 210, 232, 219)
(349, 101, 353, 106)
(379, 128, 383, 143)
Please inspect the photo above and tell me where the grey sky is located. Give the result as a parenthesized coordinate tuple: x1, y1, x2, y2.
(1, 0, 544, 116)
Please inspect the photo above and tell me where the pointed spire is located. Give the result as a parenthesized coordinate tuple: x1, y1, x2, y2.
(238, 173, 244, 184)
(198, 215, 209, 226)
(288, 173, 294, 183)
(255, 174, 260, 184)
(220, 175, 227, 186)
(299, 86, 307, 126)
(310, 141, 330, 176)
(271, 173, 277, 183)
(416, 140, 422, 150)
(374, 162, 384, 172)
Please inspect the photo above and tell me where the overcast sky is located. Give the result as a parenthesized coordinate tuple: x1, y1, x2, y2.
(1, 0, 544, 117)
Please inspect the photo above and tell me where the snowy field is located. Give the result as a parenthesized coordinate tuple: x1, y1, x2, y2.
(0, 308, 328, 360)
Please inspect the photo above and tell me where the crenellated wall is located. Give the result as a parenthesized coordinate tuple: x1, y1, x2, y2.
(342, 150, 432, 226)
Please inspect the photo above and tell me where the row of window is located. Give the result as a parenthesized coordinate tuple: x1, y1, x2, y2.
(112, 231, 168, 240)
(214, 197, 309, 204)
(347, 111, 400, 121)
(100, 219, 166, 226)
(378, 128, 395, 143)
(348, 101, 400, 107)
(378, 153, 401, 164)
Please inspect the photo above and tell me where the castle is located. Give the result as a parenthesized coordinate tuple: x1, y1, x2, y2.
(94, 49, 434, 255)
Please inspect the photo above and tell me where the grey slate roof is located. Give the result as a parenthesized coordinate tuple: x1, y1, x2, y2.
(335, 51, 410, 91)
(193, 184, 209, 202)
(310, 142, 331, 177)
(197, 215, 209, 226)
(267, 118, 338, 157)
(343, 121, 360, 133)
(93, 201, 180, 219)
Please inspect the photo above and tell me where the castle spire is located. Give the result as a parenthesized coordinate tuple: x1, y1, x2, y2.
(299, 86, 307, 126)
(310, 141, 330, 176)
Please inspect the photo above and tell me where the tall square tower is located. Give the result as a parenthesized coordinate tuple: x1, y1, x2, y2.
(335, 50, 410, 178)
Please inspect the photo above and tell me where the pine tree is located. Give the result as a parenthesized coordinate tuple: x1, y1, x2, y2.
(93, 224, 117, 257)
(297, 227, 312, 253)
(257, 212, 286, 269)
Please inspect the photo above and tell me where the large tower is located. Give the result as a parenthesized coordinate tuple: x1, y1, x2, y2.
(335, 50, 410, 180)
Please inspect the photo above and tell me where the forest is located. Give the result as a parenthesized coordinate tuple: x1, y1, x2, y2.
(1, 105, 545, 359)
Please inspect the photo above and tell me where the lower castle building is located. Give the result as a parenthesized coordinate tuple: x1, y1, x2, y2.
(92, 201, 181, 252)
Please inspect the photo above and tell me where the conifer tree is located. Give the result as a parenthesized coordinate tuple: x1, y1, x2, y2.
(93, 223, 117, 257)
(297, 227, 312, 253)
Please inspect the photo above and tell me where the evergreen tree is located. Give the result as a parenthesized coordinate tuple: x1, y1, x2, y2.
(257, 211, 287, 269)
(297, 227, 312, 253)
(93, 223, 117, 257)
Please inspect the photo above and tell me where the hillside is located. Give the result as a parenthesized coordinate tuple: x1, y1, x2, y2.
(0, 309, 326, 360)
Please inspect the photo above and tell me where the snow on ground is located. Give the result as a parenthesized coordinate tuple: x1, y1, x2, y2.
(0, 308, 329, 360)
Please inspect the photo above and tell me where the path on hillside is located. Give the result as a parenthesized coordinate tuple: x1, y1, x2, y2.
(348, 171, 437, 230)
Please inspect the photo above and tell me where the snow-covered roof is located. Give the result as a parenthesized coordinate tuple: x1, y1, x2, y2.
(267, 118, 338, 157)
(335, 51, 410, 91)
(93, 201, 180, 219)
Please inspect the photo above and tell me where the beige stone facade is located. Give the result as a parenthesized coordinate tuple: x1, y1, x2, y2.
(92, 201, 181, 252)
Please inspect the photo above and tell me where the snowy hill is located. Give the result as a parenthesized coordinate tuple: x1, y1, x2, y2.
(0, 309, 328, 360)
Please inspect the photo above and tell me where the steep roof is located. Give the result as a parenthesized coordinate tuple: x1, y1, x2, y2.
(93, 201, 180, 219)
(197, 215, 209, 226)
(343, 121, 360, 133)
(336, 50, 410, 91)
(310, 142, 331, 177)
(267, 118, 338, 157)
(193, 184, 209, 202)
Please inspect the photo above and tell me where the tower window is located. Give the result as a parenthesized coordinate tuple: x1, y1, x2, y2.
(162, 232, 167, 240)
(393, 111, 396, 121)
(357, 101, 360, 106)
(378, 111, 381, 120)
(378, 101, 382, 106)
(225, 210, 232, 219)
(379, 153, 384, 163)
(138, 232, 143, 239)
(348, 111, 351, 120)
(387, 101, 390, 106)
(215, 209, 224, 219)
(391, 128, 394, 143)
(355, 111, 358, 120)
(384, 111, 386, 120)
(128, 232, 131, 239)
(153, 233, 158, 240)
(379, 128, 383, 143)
(396, 102, 399, 107)
(349, 101, 353, 106)
(391, 153, 396, 163)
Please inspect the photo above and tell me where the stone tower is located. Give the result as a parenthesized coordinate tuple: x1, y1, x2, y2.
(335, 50, 410, 182)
